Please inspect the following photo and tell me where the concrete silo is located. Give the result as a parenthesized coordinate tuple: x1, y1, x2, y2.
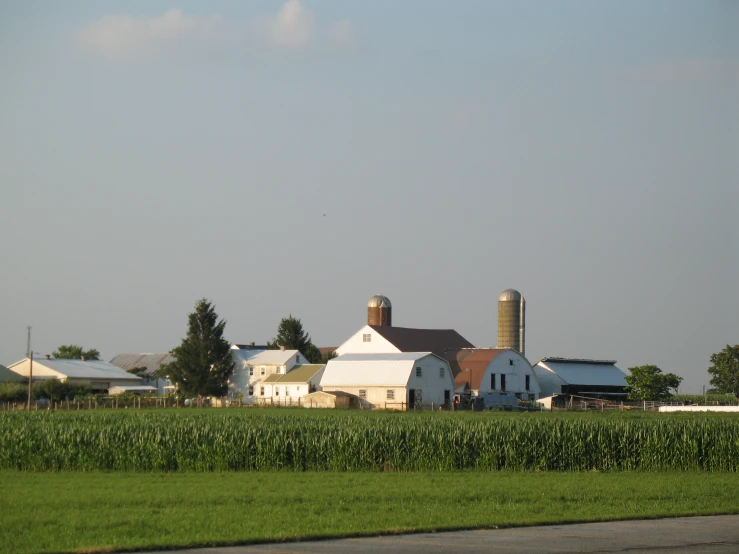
(367, 295, 392, 327)
(497, 289, 525, 356)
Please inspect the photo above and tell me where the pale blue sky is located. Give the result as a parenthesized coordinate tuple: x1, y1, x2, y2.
(1, 1, 737, 392)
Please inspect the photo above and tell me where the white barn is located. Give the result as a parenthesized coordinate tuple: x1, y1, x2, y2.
(336, 324, 474, 358)
(445, 348, 540, 407)
(320, 352, 456, 410)
(7, 358, 142, 392)
(229, 348, 308, 404)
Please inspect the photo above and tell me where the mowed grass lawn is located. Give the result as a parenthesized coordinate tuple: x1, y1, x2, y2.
(2, 471, 738, 554)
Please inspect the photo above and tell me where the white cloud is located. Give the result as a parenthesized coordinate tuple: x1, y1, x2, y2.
(263, 0, 316, 49)
(75, 9, 227, 60)
(75, 2, 355, 60)
(329, 20, 357, 49)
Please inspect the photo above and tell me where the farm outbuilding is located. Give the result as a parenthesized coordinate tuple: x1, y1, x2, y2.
(533, 358, 628, 400)
(320, 352, 456, 410)
(7, 358, 142, 392)
(445, 348, 540, 408)
(302, 390, 359, 409)
(109, 353, 175, 395)
(108, 385, 158, 396)
(229, 348, 309, 405)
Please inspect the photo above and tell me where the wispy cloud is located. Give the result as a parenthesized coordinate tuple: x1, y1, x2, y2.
(75, 1, 356, 61)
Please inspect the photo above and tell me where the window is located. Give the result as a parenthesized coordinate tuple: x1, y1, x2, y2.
(296, 386, 300, 392)
(363, 334, 371, 342)
(491, 373, 496, 390)
(275, 387, 279, 396)
(248, 366, 254, 376)
(509, 359, 514, 366)
(260, 386, 264, 396)
(248, 386, 254, 396)
(261, 367, 266, 376)
(386, 390, 395, 400)
(285, 386, 290, 396)
(296, 355, 300, 363)
(525, 375, 530, 392)
(416, 367, 422, 377)
(439, 367, 445, 378)
(501, 374, 507, 392)
(359, 389, 367, 399)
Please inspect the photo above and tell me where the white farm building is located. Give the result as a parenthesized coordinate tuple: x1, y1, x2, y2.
(533, 358, 628, 400)
(7, 358, 142, 392)
(320, 352, 456, 410)
(258, 364, 325, 406)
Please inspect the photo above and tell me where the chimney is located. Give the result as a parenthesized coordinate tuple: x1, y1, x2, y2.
(280, 345, 285, 351)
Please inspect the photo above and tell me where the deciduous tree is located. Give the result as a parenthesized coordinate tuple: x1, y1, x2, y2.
(708, 345, 739, 397)
(625, 365, 683, 401)
(52, 345, 100, 360)
(159, 299, 235, 401)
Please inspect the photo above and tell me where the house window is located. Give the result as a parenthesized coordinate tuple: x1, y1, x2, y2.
(249, 366, 254, 376)
(501, 374, 507, 392)
(260, 386, 264, 396)
(439, 367, 445, 378)
(509, 359, 514, 366)
(525, 375, 530, 392)
(363, 334, 371, 342)
(491, 373, 496, 390)
(275, 387, 279, 396)
(285, 386, 290, 396)
(359, 389, 367, 399)
(296, 355, 300, 363)
(248, 386, 254, 396)
(386, 390, 395, 400)
(416, 367, 422, 377)
(261, 367, 266, 376)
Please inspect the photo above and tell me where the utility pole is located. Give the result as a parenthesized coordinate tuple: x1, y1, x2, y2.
(26, 326, 33, 410)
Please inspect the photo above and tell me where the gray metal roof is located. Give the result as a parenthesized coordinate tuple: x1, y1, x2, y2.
(109, 353, 175, 377)
(367, 295, 392, 308)
(9, 358, 142, 381)
(498, 289, 522, 302)
(534, 359, 627, 390)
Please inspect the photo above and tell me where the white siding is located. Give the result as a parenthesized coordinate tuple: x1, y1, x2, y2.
(335, 325, 400, 356)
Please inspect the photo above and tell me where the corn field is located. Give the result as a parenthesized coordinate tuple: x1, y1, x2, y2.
(1, 411, 737, 472)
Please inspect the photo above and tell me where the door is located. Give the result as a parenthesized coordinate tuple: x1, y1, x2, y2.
(408, 389, 415, 410)
(444, 390, 450, 408)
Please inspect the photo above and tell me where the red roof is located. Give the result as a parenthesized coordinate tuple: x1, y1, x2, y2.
(443, 348, 508, 390)
(370, 326, 474, 358)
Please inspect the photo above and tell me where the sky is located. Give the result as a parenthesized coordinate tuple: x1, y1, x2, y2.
(1, 0, 737, 393)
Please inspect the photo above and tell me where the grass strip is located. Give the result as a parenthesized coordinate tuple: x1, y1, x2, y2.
(1, 471, 738, 554)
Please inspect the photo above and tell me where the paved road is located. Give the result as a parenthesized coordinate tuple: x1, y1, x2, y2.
(139, 515, 739, 554)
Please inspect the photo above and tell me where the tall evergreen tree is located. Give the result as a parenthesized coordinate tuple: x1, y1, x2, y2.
(160, 299, 235, 400)
(268, 315, 322, 363)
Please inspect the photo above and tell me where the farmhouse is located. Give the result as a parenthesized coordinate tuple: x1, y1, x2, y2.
(533, 357, 628, 401)
(229, 347, 308, 404)
(320, 352, 456, 410)
(258, 364, 325, 406)
(109, 353, 175, 395)
(7, 357, 142, 392)
(445, 348, 540, 408)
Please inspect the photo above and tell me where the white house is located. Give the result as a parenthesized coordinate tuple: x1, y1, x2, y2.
(336, 324, 474, 358)
(444, 348, 540, 408)
(8, 358, 142, 392)
(533, 358, 628, 400)
(258, 364, 325, 406)
(109, 353, 175, 395)
(320, 352, 456, 410)
(229, 348, 308, 404)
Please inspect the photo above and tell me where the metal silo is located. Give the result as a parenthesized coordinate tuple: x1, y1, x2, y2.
(497, 289, 525, 355)
(367, 295, 392, 327)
